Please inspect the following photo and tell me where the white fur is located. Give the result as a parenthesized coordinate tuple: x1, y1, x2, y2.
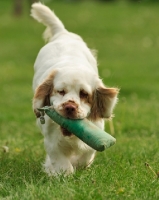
(31, 3, 118, 176)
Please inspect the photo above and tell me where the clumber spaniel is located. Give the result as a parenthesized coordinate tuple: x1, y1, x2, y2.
(31, 2, 119, 176)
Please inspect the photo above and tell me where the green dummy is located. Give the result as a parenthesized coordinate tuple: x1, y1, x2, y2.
(38, 106, 116, 152)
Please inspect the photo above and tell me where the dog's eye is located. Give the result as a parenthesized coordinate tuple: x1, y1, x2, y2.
(80, 90, 88, 99)
(58, 90, 65, 96)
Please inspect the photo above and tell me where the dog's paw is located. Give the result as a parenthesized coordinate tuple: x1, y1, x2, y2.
(43, 155, 74, 176)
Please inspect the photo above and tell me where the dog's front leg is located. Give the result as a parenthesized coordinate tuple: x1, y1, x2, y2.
(43, 132, 74, 176)
(70, 148, 96, 169)
(44, 153, 74, 176)
(37, 117, 74, 176)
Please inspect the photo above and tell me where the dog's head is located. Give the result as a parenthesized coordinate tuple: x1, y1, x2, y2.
(33, 68, 119, 120)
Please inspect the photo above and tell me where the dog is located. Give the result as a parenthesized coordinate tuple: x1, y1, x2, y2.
(31, 2, 119, 176)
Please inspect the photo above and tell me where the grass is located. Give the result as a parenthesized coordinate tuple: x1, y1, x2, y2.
(0, 0, 159, 199)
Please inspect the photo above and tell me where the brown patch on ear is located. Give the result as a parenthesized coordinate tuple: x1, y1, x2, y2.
(34, 79, 53, 105)
(33, 70, 56, 117)
(97, 87, 118, 98)
(89, 87, 119, 120)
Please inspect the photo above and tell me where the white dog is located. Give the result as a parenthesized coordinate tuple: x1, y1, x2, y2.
(31, 2, 119, 176)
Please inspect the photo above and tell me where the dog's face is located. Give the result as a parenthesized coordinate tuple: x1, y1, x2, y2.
(33, 68, 118, 121)
(51, 68, 98, 119)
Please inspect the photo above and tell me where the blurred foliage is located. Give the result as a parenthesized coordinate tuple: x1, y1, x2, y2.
(128, 0, 159, 2)
(38, 0, 159, 2)
(55, 0, 159, 2)
(100, 0, 159, 2)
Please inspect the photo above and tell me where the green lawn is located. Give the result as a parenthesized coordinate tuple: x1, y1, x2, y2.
(0, 1, 159, 199)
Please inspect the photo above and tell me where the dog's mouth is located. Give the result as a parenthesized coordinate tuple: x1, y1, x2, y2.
(60, 126, 72, 137)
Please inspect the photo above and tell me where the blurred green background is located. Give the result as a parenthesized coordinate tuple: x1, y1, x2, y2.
(0, 0, 159, 199)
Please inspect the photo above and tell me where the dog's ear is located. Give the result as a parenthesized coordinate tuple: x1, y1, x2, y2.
(33, 70, 56, 118)
(89, 86, 119, 120)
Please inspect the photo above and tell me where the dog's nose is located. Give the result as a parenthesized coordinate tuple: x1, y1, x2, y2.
(63, 102, 77, 117)
(65, 104, 76, 113)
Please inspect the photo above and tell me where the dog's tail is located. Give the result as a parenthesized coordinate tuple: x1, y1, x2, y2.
(31, 2, 65, 41)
